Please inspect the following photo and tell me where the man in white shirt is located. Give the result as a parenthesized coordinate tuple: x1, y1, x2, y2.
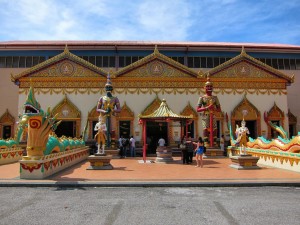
(158, 137, 166, 147)
(129, 136, 136, 157)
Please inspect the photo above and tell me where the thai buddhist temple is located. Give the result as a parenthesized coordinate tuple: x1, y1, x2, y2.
(0, 41, 298, 148)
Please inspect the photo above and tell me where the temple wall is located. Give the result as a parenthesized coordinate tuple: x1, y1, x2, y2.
(18, 89, 289, 141)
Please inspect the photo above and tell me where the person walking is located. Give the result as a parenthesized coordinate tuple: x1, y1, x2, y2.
(129, 135, 136, 157)
(194, 137, 205, 167)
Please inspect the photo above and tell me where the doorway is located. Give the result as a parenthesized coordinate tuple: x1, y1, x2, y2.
(146, 121, 168, 154)
(55, 121, 76, 137)
(2, 125, 11, 139)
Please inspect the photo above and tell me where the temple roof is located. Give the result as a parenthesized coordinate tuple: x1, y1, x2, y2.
(11, 45, 108, 82)
(206, 47, 294, 84)
(113, 46, 199, 78)
(139, 99, 193, 120)
(1, 41, 300, 52)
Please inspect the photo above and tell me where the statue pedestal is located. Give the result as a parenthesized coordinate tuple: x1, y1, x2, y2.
(87, 154, 113, 170)
(230, 154, 260, 170)
(155, 146, 173, 163)
(205, 147, 225, 157)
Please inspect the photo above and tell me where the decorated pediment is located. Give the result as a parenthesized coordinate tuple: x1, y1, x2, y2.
(51, 95, 81, 119)
(11, 45, 107, 88)
(180, 102, 198, 119)
(231, 95, 260, 120)
(114, 46, 199, 78)
(118, 102, 134, 119)
(206, 47, 294, 89)
(267, 103, 284, 120)
(0, 109, 15, 125)
(139, 96, 162, 117)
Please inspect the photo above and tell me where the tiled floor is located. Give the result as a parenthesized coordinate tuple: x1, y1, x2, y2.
(1, 157, 300, 184)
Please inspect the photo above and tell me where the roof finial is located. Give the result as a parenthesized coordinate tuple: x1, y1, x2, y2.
(241, 46, 246, 55)
(64, 44, 69, 53)
(154, 45, 159, 55)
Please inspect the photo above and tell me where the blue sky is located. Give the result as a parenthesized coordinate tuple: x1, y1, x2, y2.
(0, 0, 299, 45)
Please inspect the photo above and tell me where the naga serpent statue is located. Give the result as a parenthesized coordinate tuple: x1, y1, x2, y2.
(226, 113, 300, 153)
(20, 84, 86, 160)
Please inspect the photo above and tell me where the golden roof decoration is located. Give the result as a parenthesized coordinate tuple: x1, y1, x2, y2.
(205, 47, 294, 84)
(11, 44, 108, 82)
(51, 94, 81, 118)
(113, 46, 198, 78)
(139, 99, 193, 119)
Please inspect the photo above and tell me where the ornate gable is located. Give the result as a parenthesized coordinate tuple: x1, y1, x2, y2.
(51, 95, 81, 119)
(118, 102, 134, 119)
(180, 102, 198, 118)
(12, 46, 108, 88)
(115, 46, 198, 78)
(139, 96, 162, 117)
(267, 103, 284, 120)
(206, 47, 294, 90)
(0, 109, 15, 125)
(231, 95, 260, 120)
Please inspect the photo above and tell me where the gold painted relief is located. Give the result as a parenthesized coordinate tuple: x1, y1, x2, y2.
(267, 103, 284, 120)
(140, 96, 162, 116)
(117, 102, 134, 119)
(51, 95, 81, 118)
(29, 59, 103, 78)
(180, 102, 198, 118)
(231, 95, 261, 136)
(214, 61, 281, 79)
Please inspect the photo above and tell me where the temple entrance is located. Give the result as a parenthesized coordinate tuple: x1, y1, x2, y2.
(55, 121, 76, 137)
(2, 125, 11, 139)
(146, 121, 168, 154)
(183, 121, 195, 138)
(119, 120, 131, 139)
(235, 120, 257, 139)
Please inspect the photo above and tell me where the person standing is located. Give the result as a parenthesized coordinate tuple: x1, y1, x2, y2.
(185, 136, 194, 164)
(194, 137, 204, 168)
(158, 137, 165, 147)
(129, 136, 136, 157)
(220, 134, 225, 156)
(118, 136, 125, 158)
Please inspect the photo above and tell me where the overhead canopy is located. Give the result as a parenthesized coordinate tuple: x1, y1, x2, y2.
(139, 99, 193, 120)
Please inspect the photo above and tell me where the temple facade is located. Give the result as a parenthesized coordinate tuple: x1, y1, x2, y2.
(0, 41, 298, 149)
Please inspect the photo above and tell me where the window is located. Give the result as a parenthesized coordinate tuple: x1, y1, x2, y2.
(0, 57, 5, 68)
(25, 56, 33, 67)
(96, 56, 103, 67)
(200, 57, 207, 68)
(207, 57, 213, 68)
(6, 56, 13, 68)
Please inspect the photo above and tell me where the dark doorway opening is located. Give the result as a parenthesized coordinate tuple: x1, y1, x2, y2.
(183, 121, 194, 138)
(55, 121, 76, 137)
(2, 125, 11, 139)
(146, 121, 168, 154)
(119, 120, 131, 139)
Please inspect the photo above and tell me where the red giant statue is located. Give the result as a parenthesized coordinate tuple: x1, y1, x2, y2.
(197, 75, 221, 147)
